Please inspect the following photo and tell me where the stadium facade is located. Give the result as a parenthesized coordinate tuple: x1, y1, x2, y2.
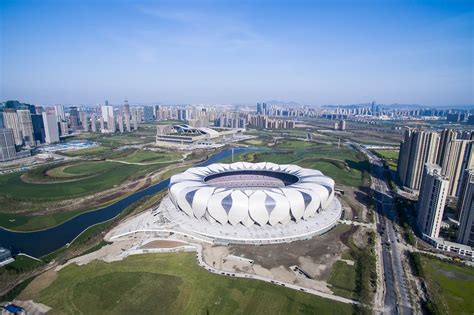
(169, 162, 338, 230)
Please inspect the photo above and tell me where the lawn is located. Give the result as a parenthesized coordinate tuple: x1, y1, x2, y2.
(328, 260, 357, 299)
(58, 145, 108, 157)
(117, 150, 182, 163)
(38, 253, 354, 314)
(222, 143, 369, 187)
(374, 150, 399, 160)
(0, 160, 170, 209)
(419, 255, 474, 314)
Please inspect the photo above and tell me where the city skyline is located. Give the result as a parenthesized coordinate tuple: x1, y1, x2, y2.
(1, 0, 473, 106)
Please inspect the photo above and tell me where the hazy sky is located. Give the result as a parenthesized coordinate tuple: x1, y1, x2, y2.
(1, 0, 473, 106)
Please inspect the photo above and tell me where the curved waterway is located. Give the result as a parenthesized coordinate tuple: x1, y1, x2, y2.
(0, 148, 261, 257)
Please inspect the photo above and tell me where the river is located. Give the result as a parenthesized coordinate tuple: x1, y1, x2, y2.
(0, 148, 260, 257)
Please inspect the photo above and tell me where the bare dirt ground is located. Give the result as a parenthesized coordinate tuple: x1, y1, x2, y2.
(226, 224, 352, 282)
(18, 269, 57, 301)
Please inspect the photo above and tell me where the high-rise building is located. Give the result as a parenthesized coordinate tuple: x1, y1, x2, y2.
(125, 114, 131, 132)
(2, 109, 23, 146)
(123, 100, 130, 116)
(42, 112, 60, 144)
(131, 108, 139, 130)
(436, 129, 457, 166)
(31, 114, 45, 143)
(397, 129, 440, 191)
(17, 109, 35, 146)
(144, 106, 154, 122)
(439, 139, 473, 197)
(90, 113, 97, 133)
(256, 103, 262, 114)
(54, 105, 65, 122)
(100, 105, 115, 132)
(69, 107, 79, 130)
(59, 121, 69, 136)
(0, 129, 17, 162)
(154, 105, 160, 120)
(417, 164, 449, 238)
(80, 111, 89, 131)
(457, 169, 474, 246)
(118, 115, 124, 133)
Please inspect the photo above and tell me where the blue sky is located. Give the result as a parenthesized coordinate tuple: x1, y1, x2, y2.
(1, 0, 473, 106)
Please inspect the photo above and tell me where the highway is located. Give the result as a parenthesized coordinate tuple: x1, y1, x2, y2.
(350, 142, 413, 315)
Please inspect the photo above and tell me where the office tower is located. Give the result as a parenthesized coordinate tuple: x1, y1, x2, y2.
(90, 113, 97, 133)
(42, 112, 60, 144)
(17, 109, 35, 146)
(0, 129, 17, 162)
(2, 109, 23, 145)
(144, 106, 154, 122)
(417, 164, 449, 238)
(256, 103, 262, 114)
(69, 107, 79, 130)
(440, 139, 473, 197)
(371, 101, 376, 114)
(262, 103, 267, 115)
(31, 114, 45, 143)
(105, 100, 109, 106)
(397, 129, 440, 191)
(54, 105, 65, 122)
(118, 115, 124, 133)
(457, 169, 474, 246)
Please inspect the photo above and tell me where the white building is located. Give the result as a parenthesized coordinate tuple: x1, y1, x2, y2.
(42, 112, 60, 144)
(417, 163, 449, 238)
(101, 105, 115, 132)
(54, 105, 65, 122)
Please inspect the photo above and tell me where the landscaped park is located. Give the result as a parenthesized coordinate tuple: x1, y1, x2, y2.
(30, 253, 353, 314)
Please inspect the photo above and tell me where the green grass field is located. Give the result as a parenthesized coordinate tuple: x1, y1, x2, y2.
(116, 150, 182, 163)
(0, 160, 172, 216)
(38, 253, 353, 314)
(420, 255, 474, 314)
(328, 260, 357, 299)
(374, 150, 399, 160)
(224, 141, 368, 187)
(58, 145, 109, 157)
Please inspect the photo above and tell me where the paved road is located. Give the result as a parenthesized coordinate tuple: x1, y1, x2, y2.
(351, 142, 413, 315)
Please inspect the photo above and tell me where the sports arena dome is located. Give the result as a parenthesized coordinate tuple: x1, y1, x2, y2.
(169, 162, 335, 227)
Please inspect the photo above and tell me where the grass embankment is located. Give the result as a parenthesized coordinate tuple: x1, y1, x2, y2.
(373, 149, 399, 171)
(328, 227, 376, 310)
(226, 141, 369, 188)
(37, 253, 354, 314)
(411, 253, 474, 314)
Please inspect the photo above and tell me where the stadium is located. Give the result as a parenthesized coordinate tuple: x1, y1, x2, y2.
(160, 162, 342, 244)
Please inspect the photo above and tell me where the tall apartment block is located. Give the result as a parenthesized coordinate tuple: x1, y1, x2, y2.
(2, 109, 23, 146)
(457, 169, 474, 246)
(16, 109, 35, 146)
(0, 128, 17, 162)
(416, 163, 449, 238)
(42, 112, 60, 144)
(398, 129, 440, 191)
